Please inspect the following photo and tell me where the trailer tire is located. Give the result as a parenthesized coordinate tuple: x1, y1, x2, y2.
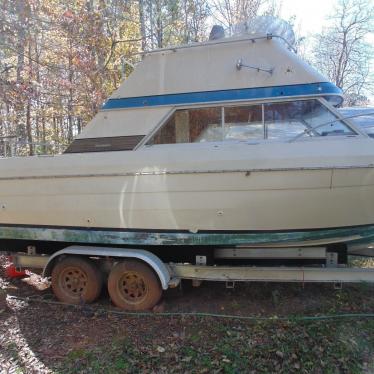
(51, 256, 103, 304)
(108, 260, 162, 311)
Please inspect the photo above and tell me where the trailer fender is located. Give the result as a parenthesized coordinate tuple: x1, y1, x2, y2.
(42, 246, 171, 290)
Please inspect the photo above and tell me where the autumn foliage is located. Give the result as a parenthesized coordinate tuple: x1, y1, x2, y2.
(0, 0, 211, 155)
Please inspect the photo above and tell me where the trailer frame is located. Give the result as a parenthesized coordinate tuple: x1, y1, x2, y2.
(9, 245, 374, 288)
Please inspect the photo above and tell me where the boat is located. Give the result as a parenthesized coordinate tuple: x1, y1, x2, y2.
(1, 18, 374, 261)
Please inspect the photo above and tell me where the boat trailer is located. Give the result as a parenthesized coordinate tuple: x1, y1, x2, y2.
(8, 245, 374, 291)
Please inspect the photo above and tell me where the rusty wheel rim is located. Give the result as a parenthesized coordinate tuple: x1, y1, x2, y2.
(118, 271, 148, 304)
(59, 267, 88, 298)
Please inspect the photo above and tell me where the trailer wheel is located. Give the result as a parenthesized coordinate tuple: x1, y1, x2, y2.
(108, 260, 162, 311)
(51, 257, 103, 304)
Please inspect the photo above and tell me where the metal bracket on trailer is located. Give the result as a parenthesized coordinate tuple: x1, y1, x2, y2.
(42, 246, 172, 290)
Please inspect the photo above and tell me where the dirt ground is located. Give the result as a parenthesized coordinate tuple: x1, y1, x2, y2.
(0, 255, 374, 373)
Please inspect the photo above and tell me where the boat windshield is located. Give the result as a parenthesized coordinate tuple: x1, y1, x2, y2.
(338, 107, 374, 137)
(146, 99, 356, 145)
(228, 16, 296, 47)
(265, 100, 356, 139)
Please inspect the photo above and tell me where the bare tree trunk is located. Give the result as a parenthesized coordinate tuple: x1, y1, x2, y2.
(26, 40, 34, 155)
(148, 0, 155, 48)
(67, 40, 74, 142)
(155, 0, 163, 48)
(139, 0, 147, 51)
(34, 32, 41, 147)
(26, 101, 33, 155)
(42, 116, 46, 154)
(53, 116, 59, 145)
(16, 1, 26, 83)
(0, 104, 3, 137)
(15, 0, 27, 143)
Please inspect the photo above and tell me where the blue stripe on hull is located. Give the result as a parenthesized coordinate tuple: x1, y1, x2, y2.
(0, 224, 373, 247)
(102, 82, 342, 110)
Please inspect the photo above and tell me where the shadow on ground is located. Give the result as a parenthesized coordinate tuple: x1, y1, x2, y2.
(1, 258, 374, 373)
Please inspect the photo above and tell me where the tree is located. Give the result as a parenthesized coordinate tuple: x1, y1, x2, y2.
(0, 0, 211, 156)
(209, 0, 277, 33)
(312, 0, 374, 106)
(138, 0, 209, 50)
(181, 0, 210, 43)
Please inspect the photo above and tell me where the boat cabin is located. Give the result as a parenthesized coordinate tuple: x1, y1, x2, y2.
(65, 25, 363, 154)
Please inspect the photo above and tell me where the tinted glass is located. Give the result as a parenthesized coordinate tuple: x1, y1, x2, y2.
(147, 107, 222, 145)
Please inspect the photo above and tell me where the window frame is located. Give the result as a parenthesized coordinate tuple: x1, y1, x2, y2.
(138, 96, 363, 148)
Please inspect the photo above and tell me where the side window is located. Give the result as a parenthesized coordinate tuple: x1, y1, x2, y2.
(190, 108, 222, 142)
(265, 101, 313, 139)
(147, 99, 356, 146)
(147, 104, 263, 145)
(224, 105, 263, 140)
(265, 100, 355, 139)
(147, 107, 222, 145)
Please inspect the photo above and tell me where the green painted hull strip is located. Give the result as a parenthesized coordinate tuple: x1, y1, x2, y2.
(1, 225, 374, 246)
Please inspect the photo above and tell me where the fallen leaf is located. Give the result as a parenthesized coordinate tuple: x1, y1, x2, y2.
(276, 351, 284, 359)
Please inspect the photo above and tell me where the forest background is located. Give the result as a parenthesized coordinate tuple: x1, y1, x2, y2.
(0, 0, 373, 155)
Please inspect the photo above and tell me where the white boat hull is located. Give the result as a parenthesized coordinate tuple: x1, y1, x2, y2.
(1, 137, 374, 247)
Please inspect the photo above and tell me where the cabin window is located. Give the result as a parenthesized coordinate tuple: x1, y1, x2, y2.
(147, 107, 222, 145)
(224, 105, 263, 140)
(147, 99, 356, 145)
(264, 100, 355, 139)
(147, 104, 263, 145)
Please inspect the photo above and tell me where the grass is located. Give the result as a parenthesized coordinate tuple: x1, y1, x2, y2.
(2, 255, 373, 373)
(58, 318, 374, 374)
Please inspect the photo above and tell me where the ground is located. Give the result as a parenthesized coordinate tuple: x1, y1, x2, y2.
(0, 255, 373, 373)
